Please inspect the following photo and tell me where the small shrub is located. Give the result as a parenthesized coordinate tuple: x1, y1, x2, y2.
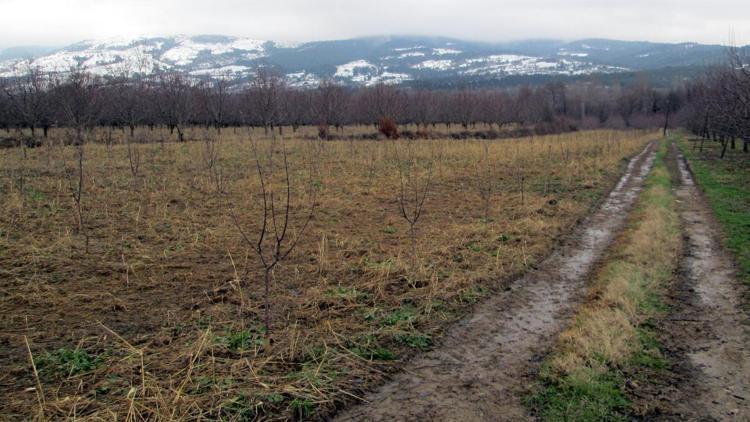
(37, 347, 104, 377)
(220, 328, 266, 351)
(349, 335, 396, 360)
(458, 285, 489, 304)
(324, 286, 370, 301)
(290, 398, 315, 419)
(394, 332, 433, 351)
(221, 395, 261, 420)
(378, 118, 399, 139)
(465, 240, 482, 253)
(381, 306, 417, 327)
(317, 123, 330, 140)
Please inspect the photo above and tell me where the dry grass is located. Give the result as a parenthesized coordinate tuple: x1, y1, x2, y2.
(548, 182, 679, 374)
(534, 143, 681, 420)
(0, 126, 655, 420)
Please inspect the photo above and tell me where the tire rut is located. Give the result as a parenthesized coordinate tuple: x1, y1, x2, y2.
(654, 143, 750, 421)
(333, 141, 659, 422)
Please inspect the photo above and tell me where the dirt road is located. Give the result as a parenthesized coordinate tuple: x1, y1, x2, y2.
(334, 141, 658, 421)
(651, 144, 750, 420)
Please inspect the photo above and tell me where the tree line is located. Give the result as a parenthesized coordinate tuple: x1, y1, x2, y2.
(1, 64, 691, 141)
(682, 47, 750, 155)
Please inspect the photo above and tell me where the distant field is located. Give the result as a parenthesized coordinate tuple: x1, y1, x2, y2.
(0, 128, 655, 419)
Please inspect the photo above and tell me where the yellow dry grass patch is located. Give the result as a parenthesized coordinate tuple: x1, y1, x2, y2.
(546, 162, 680, 380)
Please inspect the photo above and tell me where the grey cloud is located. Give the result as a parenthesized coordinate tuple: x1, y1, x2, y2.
(1, 0, 748, 48)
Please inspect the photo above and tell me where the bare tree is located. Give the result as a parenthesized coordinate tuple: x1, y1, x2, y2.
(0, 80, 12, 133)
(71, 144, 86, 243)
(475, 140, 494, 220)
(127, 137, 141, 180)
(248, 68, 284, 134)
(200, 75, 230, 133)
(393, 139, 434, 274)
(2, 62, 51, 139)
(155, 72, 194, 142)
(105, 73, 148, 137)
(452, 89, 478, 129)
(516, 162, 526, 207)
(102, 74, 145, 181)
(364, 83, 404, 126)
(55, 67, 101, 142)
(283, 89, 311, 132)
(513, 85, 537, 127)
(313, 80, 348, 132)
(409, 90, 437, 131)
(684, 47, 750, 157)
(54, 67, 101, 253)
(231, 137, 316, 335)
(201, 133, 227, 193)
(482, 90, 514, 130)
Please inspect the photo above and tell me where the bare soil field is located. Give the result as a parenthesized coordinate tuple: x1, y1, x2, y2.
(0, 128, 655, 419)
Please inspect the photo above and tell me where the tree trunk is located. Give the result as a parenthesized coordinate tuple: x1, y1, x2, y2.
(263, 270, 271, 335)
(409, 224, 417, 274)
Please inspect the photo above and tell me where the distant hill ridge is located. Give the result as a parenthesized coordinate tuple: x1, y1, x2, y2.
(0, 35, 740, 87)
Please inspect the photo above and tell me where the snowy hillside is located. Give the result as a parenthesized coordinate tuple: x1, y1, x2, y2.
(0, 35, 732, 87)
(0, 35, 282, 79)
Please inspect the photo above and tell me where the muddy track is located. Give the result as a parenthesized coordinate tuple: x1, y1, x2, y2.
(333, 141, 658, 421)
(651, 144, 750, 420)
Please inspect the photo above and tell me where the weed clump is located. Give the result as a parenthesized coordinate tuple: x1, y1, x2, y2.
(36, 347, 104, 377)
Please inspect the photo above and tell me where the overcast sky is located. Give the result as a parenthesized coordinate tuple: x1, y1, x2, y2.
(1, 0, 749, 48)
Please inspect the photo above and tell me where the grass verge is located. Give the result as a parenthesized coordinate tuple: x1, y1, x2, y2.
(529, 140, 681, 420)
(678, 135, 750, 286)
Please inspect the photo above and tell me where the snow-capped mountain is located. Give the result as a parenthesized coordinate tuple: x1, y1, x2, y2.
(0, 35, 735, 87)
(0, 35, 289, 79)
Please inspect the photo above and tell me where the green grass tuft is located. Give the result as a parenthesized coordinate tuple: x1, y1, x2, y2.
(393, 332, 433, 351)
(531, 368, 629, 422)
(219, 327, 266, 351)
(36, 347, 104, 377)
